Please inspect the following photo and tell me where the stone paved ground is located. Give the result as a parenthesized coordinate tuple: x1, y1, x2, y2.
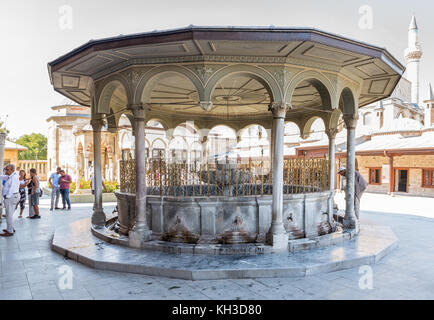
(0, 193, 433, 300)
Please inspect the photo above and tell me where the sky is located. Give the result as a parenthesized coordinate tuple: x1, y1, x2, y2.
(0, 0, 433, 139)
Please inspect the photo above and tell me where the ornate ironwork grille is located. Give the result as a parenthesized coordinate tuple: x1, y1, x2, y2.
(119, 157, 329, 196)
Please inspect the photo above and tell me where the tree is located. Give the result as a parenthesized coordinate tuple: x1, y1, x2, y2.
(0, 118, 9, 134)
(15, 133, 48, 160)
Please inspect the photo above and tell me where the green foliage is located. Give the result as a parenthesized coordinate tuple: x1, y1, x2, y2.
(70, 178, 119, 193)
(104, 181, 119, 193)
(0, 119, 9, 134)
(70, 181, 77, 194)
(79, 177, 91, 189)
(15, 133, 47, 160)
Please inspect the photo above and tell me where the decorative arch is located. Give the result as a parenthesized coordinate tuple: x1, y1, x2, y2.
(117, 113, 134, 128)
(134, 65, 204, 104)
(204, 64, 283, 103)
(323, 109, 342, 131)
(239, 123, 269, 140)
(145, 118, 170, 132)
(208, 123, 238, 138)
(284, 120, 303, 136)
(285, 70, 337, 109)
(96, 75, 132, 114)
(106, 108, 118, 132)
(299, 116, 326, 139)
(339, 87, 358, 115)
(120, 131, 133, 150)
(151, 138, 167, 150)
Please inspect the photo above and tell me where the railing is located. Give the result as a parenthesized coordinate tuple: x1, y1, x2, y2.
(119, 157, 330, 196)
(18, 160, 49, 181)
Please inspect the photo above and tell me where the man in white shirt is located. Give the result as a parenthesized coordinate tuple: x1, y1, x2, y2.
(0, 164, 20, 236)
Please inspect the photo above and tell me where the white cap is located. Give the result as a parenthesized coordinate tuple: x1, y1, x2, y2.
(338, 166, 346, 173)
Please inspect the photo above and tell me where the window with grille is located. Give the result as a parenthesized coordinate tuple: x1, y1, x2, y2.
(369, 168, 381, 185)
(422, 169, 434, 187)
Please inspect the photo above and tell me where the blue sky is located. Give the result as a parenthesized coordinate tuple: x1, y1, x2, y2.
(1, 0, 433, 138)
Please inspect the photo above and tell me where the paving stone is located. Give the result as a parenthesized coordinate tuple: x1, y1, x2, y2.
(0, 196, 433, 300)
(0, 285, 32, 300)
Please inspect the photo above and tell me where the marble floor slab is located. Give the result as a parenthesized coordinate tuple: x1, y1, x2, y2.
(51, 216, 398, 280)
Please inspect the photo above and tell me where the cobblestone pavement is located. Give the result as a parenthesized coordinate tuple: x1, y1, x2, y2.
(0, 193, 433, 300)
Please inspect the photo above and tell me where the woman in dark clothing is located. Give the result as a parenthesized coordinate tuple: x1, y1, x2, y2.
(16, 170, 29, 218)
(26, 174, 35, 218)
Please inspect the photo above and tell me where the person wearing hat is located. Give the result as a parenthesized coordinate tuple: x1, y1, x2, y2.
(338, 166, 367, 219)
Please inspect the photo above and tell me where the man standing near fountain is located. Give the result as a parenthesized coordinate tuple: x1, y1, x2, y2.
(0, 164, 20, 236)
(338, 167, 367, 219)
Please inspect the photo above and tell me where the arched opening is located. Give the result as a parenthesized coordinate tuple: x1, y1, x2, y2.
(235, 124, 269, 161)
(119, 115, 134, 160)
(284, 122, 302, 157)
(307, 118, 326, 141)
(169, 137, 188, 162)
(190, 141, 202, 162)
(339, 87, 357, 116)
(97, 80, 129, 115)
(207, 125, 237, 161)
(145, 119, 168, 158)
(151, 138, 167, 159)
(292, 79, 331, 109)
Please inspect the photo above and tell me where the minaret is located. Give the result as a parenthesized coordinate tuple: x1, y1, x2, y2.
(423, 83, 434, 128)
(405, 15, 423, 105)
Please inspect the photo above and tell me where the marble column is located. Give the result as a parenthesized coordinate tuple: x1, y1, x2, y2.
(270, 120, 275, 168)
(326, 127, 338, 230)
(74, 151, 80, 194)
(128, 103, 152, 248)
(266, 102, 289, 250)
(108, 154, 113, 181)
(343, 115, 359, 231)
(201, 136, 208, 164)
(0, 132, 5, 217)
(326, 128, 338, 190)
(90, 117, 106, 227)
(84, 153, 89, 180)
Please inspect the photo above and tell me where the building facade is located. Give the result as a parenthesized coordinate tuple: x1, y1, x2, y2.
(293, 16, 434, 197)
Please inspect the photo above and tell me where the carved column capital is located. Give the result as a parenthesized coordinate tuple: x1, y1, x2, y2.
(127, 103, 150, 121)
(90, 117, 104, 131)
(325, 127, 339, 139)
(268, 102, 292, 119)
(343, 114, 358, 130)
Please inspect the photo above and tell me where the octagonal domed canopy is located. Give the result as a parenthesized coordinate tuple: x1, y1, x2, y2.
(48, 26, 405, 124)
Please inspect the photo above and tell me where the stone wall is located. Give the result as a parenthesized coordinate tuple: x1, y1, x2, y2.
(115, 191, 335, 243)
(3, 149, 18, 166)
(340, 154, 434, 196)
